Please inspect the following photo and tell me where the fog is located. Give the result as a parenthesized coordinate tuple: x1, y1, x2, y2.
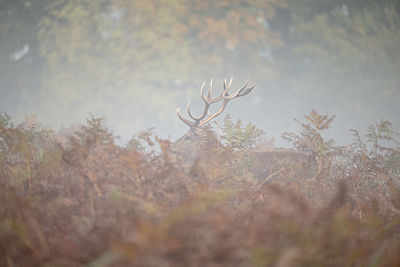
(1, 0, 399, 146)
(2, 2, 400, 264)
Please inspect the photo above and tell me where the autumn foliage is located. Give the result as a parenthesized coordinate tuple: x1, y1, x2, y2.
(1, 111, 400, 266)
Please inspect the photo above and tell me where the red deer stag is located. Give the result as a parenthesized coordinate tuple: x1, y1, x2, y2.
(170, 78, 254, 171)
(171, 78, 312, 183)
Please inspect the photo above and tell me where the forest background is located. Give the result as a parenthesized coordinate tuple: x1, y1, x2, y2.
(1, 0, 399, 144)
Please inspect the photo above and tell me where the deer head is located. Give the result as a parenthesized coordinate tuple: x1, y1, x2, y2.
(170, 78, 255, 171)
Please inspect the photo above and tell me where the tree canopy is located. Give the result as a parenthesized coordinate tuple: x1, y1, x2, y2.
(1, 0, 399, 142)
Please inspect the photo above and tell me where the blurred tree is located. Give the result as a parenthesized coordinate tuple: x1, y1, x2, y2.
(4, 0, 398, 142)
(23, 0, 285, 133)
(0, 0, 51, 112)
(30, 0, 191, 130)
(181, 0, 286, 80)
(286, 0, 400, 118)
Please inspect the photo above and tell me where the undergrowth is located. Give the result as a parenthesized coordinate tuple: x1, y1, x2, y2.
(0, 111, 399, 266)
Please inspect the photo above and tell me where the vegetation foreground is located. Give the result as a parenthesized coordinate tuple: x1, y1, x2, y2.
(1, 111, 400, 266)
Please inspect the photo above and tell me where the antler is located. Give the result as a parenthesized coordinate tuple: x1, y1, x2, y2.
(176, 78, 255, 128)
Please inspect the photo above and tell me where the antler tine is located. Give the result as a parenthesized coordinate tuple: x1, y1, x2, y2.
(227, 77, 233, 90)
(238, 83, 256, 97)
(176, 107, 195, 127)
(187, 100, 204, 122)
(199, 79, 254, 126)
(227, 80, 255, 99)
(186, 100, 197, 120)
(199, 81, 206, 101)
(177, 78, 255, 128)
(201, 80, 214, 102)
(187, 80, 212, 125)
(241, 83, 256, 95)
(199, 100, 229, 127)
(238, 80, 255, 96)
(206, 79, 213, 99)
(222, 78, 233, 97)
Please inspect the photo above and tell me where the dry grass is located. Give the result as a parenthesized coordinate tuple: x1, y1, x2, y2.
(1, 112, 399, 266)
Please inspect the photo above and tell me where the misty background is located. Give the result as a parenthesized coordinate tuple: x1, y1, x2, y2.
(1, 0, 399, 146)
